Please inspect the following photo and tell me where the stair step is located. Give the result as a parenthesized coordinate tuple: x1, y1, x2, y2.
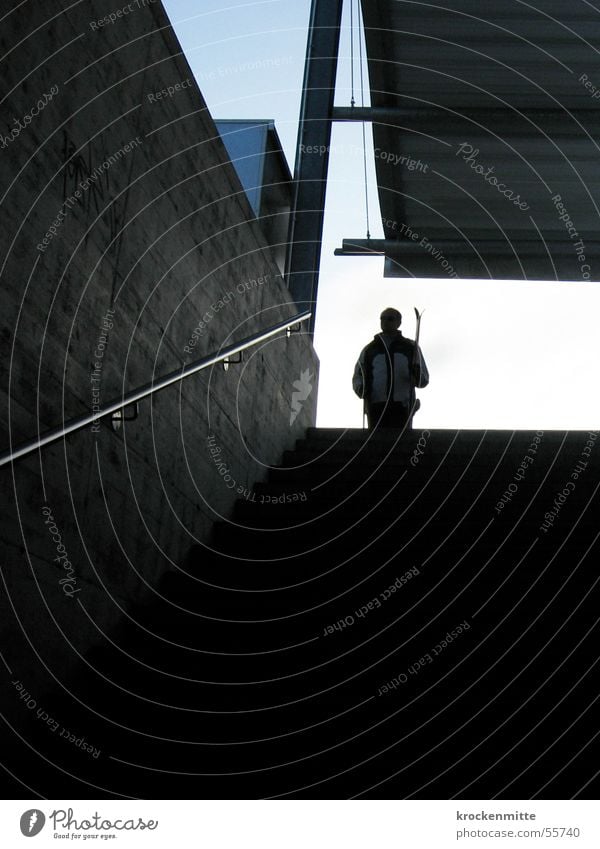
(9, 427, 598, 799)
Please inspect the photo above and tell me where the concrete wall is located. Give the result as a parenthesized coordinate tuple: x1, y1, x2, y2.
(0, 0, 317, 714)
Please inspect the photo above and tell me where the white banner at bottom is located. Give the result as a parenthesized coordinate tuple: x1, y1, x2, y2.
(0, 800, 598, 849)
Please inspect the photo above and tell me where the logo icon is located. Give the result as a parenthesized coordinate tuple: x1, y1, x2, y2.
(290, 369, 314, 425)
(20, 810, 45, 837)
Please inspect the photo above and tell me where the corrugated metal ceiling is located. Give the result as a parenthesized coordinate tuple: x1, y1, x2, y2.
(360, 0, 600, 279)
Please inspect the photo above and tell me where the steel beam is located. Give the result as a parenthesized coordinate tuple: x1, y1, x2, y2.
(286, 0, 344, 331)
(332, 106, 600, 135)
(336, 238, 600, 256)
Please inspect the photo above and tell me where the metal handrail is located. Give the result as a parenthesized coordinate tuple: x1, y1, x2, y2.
(1, 310, 311, 468)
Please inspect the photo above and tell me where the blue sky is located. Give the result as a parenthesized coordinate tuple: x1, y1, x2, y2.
(162, 0, 600, 429)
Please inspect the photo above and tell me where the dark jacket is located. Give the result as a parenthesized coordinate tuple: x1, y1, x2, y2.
(352, 331, 429, 406)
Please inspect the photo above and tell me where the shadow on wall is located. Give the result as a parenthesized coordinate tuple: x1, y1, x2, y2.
(0, 0, 318, 719)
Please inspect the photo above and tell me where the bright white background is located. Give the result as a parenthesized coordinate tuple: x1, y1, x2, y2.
(2, 800, 598, 847)
(163, 0, 600, 430)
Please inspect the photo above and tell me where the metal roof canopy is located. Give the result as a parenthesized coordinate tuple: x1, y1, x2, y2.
(337, 0, 600, 281)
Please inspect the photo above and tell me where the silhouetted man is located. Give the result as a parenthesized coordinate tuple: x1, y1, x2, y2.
(352, 307, 429, 429)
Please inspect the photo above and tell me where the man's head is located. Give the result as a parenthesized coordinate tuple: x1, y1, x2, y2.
(380, 307, 402, 332)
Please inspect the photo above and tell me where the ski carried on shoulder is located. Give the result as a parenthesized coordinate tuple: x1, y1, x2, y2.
(414, 306, 423, 349)
(410, 307, 424, 426)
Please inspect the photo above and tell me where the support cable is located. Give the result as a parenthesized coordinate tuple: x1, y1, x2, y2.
(358, 0, 370, 238)
(350, 0, 355, 107)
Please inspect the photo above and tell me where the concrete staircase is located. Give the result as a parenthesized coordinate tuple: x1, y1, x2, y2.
(5, 428, 600, 798)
